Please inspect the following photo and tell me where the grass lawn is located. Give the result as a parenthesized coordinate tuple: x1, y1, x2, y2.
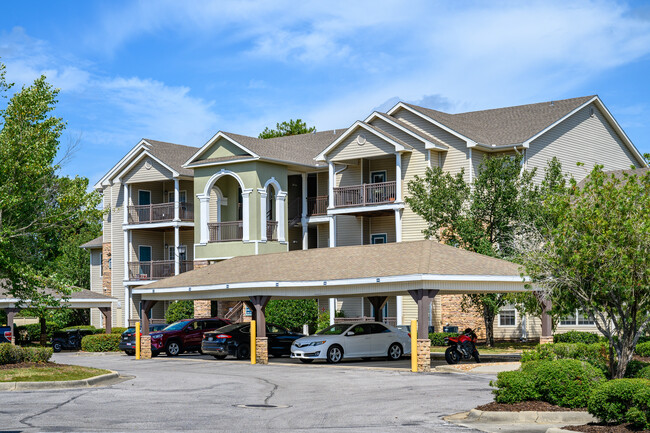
(431, 341, 538, 354)
(0, 364, 110, 382)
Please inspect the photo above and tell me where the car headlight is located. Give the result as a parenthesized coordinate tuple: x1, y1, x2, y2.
(151, 334, 162, 339)
(309, 341, 326, 346)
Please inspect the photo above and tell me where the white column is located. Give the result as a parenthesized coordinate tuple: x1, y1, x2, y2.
(329, 215, 336, 247)
(277, 193, 286, 242)
(199, 195, 210, 244)
(329, 298, 336, 326)
(173, 178, 180, 221)
(123, 183, 129, 223)
(395, 208, 402, 243)
(396, 296, 403, 326)
(242, 189, 251, 241)
(468, 147, 473, 184)
(174, 225, 180, 275)
(259, 189, 267, 241)
(328, 161, 335, 208)
(122, 183, 129, 282)
(301, 173, 308, 250)
(395, 152, 403, 202)
(124, 286, 130, 327)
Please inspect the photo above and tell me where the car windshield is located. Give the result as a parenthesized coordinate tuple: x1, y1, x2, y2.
(209, 323, 245, 333)
(162, 321, 190, 331)
(316, 324, 350, 335)
(124, 327, 135, 333)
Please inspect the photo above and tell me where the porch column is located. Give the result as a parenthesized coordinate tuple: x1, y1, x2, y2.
(259, 188, 267, 241)
(395, 209, 402, 242)
(174, 225, 180, 275)
(329, 216, 336, 247)
(139, 300, 157, 360)
(535, 291, 553, 344)
(396, 296, 403, 326)
(368, 296, 388, 322)
(242, 189, 252, 242)
(123, 183, 130, 283)
(249, 295, 271, 364)
(173, 178, 180, 221)
(301, 173, 308, 250)
(277, 192, 286, 242)
(328, 162, 335, 208)
(408, 289, 439, 372)
(198, 195, 210, 244)
(395, 152, 403, 202)
(329, 298, 336, 325)
(99, 307, 112, 334)
(6, 308, 19, 345)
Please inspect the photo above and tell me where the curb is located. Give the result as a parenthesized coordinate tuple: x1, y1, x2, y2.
(466, 408, 597, 424)
(0, 371, 120, 391)
(546, 429, 576, 433)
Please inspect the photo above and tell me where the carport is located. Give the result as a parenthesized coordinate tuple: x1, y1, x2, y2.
(134, 240, 541, 372)
(0, 282, 116, 344)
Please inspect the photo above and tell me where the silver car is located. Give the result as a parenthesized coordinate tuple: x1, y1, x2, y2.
(290, 321, 411, 364)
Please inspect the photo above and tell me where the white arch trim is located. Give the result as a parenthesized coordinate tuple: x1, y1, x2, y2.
(258, 177, 287, 242)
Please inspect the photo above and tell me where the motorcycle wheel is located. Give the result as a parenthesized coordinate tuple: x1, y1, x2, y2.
(472, 349, 480, 363)
(52, 342, 62, 353)
(445, 347, 461, 364)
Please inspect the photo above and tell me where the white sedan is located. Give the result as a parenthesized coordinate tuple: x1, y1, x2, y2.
(290, 322, 411, 364)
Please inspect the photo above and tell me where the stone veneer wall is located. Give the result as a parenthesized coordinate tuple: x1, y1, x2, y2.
(102, 242, 112, 296)
(193, 260, 212, 318)
(440, 294, 486, 340)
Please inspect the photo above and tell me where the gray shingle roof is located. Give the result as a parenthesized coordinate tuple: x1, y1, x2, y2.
(80, 236, 103, 249)
(143, 139, 199, 176)
(0, 280, 115, 301)
(404, 95, 595, 146)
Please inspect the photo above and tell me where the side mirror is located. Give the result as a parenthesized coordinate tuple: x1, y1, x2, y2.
(346, 331, 355, 336)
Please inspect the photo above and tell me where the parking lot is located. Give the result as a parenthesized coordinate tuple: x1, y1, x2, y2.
(2, 352, 495, 432)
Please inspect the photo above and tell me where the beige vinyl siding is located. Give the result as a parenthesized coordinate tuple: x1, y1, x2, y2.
(336, 163, 362, 187)
(131, 231, 165, 262)
(123, 157, 173, 184)
(179, 230, 194, 261)
(329, 128, 396, 162)
(338, 298, 363, 318)
(527, 103, 643, 184)
(317, 223, 329, 248)
(400, 141, 430, 242)
(362, 216, 371, 245)
(129, 182, 165, 206)
(336, 215, 362, 247)
(317, 172, 328, 196)
(102, 190, 111, 241)
(402, 296, 442, 330)
(209, 187, 220, 222)
(471, 149, 486, 180)
(110, 182, 125, 327)
(367, 157, 396, 182)
(368, 215, 396, 243)
(201, 137, 249, 160)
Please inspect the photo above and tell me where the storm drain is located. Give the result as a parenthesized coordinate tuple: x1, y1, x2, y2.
(235, 404, 290, 409)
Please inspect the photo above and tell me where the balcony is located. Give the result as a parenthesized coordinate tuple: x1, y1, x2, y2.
(208, 221, 243, 242)
(127, 202, 194, 224)
(266, 220, 278, 241)
(128, 260, 194, 281)
(333, 181, 397, 208)
(306, 196, 328, 216)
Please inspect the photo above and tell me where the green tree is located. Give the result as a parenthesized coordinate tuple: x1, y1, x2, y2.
(519, 165, 650, 378)
(165, 300, 194, 324)
(265, 299, 318, 332)
(0, 62, 102, 344)
(258, 119, 316, 139)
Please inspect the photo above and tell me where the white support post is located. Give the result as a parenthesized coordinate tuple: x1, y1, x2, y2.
(329, 215, 336, 248)
(395, 208, 402, 243)
(199, 195, 210, 244)
(396, 296, 403, 326)
(395, 152, 403, 202)
(259, 189, 268, 241)
(277, 193, 286, 242)
(468, 147, 473, 184)
(242, 189, 252, 241)
(329, 298, 336, 326)
(122, 183, 129, 282)
(328, 162, 335, 208)
(124, 286, 130, 327)
(174, 226, 180, 275)
(301, 173, 308, 250)
(173, 178, 180, 221)
(123, 183, 129, 223)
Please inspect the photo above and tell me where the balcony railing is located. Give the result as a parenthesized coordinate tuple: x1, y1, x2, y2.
(306, 196, 328, 216)
(127, 202, 194, 224)
(266, 220, 278, 241)
(333, 181, 396, 208)
(208, 221, 243, 242)
(128, 260, 194, 281)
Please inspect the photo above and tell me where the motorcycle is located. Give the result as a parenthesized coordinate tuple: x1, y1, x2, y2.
(444, 328, 480, 364)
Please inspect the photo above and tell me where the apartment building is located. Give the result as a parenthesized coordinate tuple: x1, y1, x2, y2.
(86, 95, 647, 338)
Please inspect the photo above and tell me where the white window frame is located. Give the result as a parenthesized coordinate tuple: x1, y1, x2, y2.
(498, 308, 517, 327)
(559, 309, 596, 327)
(370, 170, 387, 184)
(167, 190, 187, 203)
(371, 233, 387, 244)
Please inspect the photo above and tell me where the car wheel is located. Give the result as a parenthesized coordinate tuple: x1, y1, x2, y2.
(213, 355, 227, 360)
(165, 341, 181, 356)
(125, 350, 135, 356)
(445, 347, 461, 364)
(299, 359, 314, 364)
(52, 342, 62, 353)
(326, 345, 343, 364)
(387, 343, 403, 361)
(198, 348, 203, 355)
(236, 344, 250, 360)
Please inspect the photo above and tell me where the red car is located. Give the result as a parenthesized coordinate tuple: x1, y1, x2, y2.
(150, 318, 230, 356)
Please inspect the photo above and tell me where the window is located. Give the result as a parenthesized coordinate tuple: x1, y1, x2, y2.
(138, 190, 151, 206)
(139, 246, 152, 262)
(167, 190, 187, 203)
(499, 308, 516, 326)
(350, 324, 370, 335)
(371, 233, 387, 244)
(561, 310, 595, 326)
(370, 171, 386, 183)
(369, 324, 390, 334)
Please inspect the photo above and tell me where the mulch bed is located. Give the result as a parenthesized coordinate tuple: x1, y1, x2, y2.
(0, 361, 59, 370)
(476, 401, 586, 412)
(563, 423, 650, 433)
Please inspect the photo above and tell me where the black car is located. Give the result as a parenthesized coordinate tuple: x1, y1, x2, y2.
(119, 324, 168, 355)
(51, 329, 97, 352)
(202, 323, 304, 360)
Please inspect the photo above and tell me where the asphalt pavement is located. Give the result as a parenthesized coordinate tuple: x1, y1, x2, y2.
(2, 352, 499, 432)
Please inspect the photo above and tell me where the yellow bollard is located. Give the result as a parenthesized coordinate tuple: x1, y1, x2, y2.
(411, 319, 417, 372)
(135, 322, 141, 360)
(250, 320, 256, 365)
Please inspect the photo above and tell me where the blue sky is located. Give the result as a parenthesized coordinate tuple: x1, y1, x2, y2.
(1, 0, 649, 186)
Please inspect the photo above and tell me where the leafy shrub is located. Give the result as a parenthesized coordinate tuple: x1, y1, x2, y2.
(625, 360, 650, 378)
(265, 300, 318, 332)
(635, 341, 650, 357)
(110, 327, 127, 335)
(61, 325, 104, 334)
(491, 370, 540, 404)
(316, 310, 330, 332)
(0, 343, 53, 364)
(521, 342, 609, 375)
(16, 322, 62, 342)
(81, 334, 121, 352)
(554, 331, 601, 345)
(165, 300, 194, 324)
(635, 366, 650, 380)
(429, 332, 459, 346)
(588, 379, 650, 428)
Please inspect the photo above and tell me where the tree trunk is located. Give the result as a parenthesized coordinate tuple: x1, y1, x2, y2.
(39, 316, 47, 346)
(483, 305, 495, 347)
(613, 333, 637, 379)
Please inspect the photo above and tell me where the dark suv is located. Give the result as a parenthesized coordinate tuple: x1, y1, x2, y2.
(119, 324, 168, 355)
(150, 318, 230, 356)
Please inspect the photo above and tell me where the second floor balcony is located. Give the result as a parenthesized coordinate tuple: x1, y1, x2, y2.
(128, 202, 194, 224)
(306, 196, 328, 216)
(208, 221, 243, 242)
(128, 260, 194, 281)
(333, 181, 397, 208)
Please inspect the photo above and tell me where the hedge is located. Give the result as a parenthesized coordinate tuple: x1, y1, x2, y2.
(588, 379, 650, 429)
(0, 343, 53, 364)
(553, 331, 601, 345)
(110, 327, 128, 335)
(61, 326, 104, 334)
(165, 300, 194, 324)
(81, 334, 121, 352)
(635, 341, 650, 357)
(635, 366, 650, 380)
(520, 342, 609, 375)
(491, 359, 605, 408)
(15, 322, 61, 342)
(429, 332, 459, 346)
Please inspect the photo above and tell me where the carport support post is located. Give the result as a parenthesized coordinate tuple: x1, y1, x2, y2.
(248, 296, 271, 365)
(408, 289, 439, 372)
(140, 300, 158, 359)
(99, 307, 112, 334)
(367, 296, 388, 322)
(5, 308, 19, 345)
(535, 292, 553, 344)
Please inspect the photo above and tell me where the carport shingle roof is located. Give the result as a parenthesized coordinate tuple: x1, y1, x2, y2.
(80, 236, 103, 249)
(0, 280, 115, 301)
(145, 240, 522, 290)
